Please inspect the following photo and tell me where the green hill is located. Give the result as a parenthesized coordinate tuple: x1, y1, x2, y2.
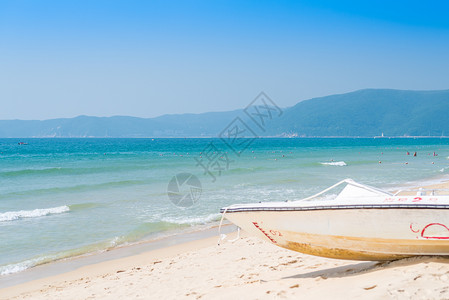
(1, 89, 449, 137)
(271, 89, 449, 137)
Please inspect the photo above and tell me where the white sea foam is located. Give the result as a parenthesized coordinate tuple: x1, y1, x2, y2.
(0, 255, 50, 276)
(0, 261, 33, 276)
(161, 213, 221, 225)
(320, 161, 347, 166)
(0, 206, 70, 222)
(0, 261, 31, 276)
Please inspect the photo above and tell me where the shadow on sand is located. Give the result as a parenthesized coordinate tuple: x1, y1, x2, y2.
(283, 255, 449, 280)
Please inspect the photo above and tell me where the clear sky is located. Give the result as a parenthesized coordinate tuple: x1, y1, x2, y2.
(1, 0, 449, 120)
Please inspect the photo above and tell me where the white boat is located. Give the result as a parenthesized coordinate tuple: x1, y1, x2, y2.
(220, 179, 449, 261)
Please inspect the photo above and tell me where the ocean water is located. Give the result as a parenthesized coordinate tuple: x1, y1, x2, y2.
(1, 137, 449, 275)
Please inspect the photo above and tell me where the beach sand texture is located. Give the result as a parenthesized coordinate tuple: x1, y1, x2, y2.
(3, 181, 449, 299)
(2, 233, 449, 299)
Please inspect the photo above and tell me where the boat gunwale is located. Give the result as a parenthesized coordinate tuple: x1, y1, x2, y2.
(220, 204, 449, 213)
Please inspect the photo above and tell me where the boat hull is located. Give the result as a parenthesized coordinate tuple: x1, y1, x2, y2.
(224, 208, 449, 260)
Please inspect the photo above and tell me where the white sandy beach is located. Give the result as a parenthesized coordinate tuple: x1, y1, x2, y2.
(2, 233, 449, 299)
(2, 182, 449, 299)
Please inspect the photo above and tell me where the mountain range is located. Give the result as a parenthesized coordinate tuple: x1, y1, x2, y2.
(1, 89, 449, 138)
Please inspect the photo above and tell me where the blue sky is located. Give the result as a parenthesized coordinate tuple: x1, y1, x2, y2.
(1, 0, 449, 120)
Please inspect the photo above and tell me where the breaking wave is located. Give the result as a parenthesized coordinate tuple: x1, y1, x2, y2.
(0, 206, 70, 222)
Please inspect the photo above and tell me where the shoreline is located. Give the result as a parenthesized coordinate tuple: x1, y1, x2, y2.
(0, 223, 236, 290)
(385, 173, 449, 192)
(0, 233, 233, 299)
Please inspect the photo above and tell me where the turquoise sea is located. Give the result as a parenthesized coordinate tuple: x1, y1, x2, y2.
(1, 137, 449, 276)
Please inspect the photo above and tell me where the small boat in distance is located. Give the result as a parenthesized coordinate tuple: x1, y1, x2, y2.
(220, 179, 449, 261)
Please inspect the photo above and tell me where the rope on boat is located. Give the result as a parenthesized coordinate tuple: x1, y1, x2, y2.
(217, 206, 229, 246)
(228, 227, 241, 243)
(217, 206, 241, 245)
